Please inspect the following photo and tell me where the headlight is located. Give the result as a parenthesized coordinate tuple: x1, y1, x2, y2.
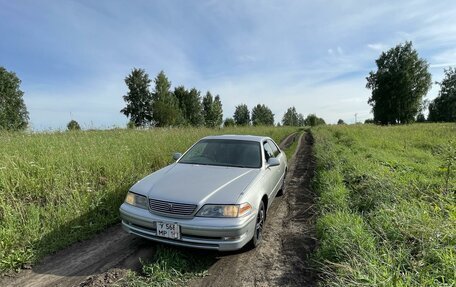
(196, 203, 252, 218)
(125, 191, 148, 209)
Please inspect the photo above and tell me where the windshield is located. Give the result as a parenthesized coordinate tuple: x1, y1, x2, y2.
(179, 139, 262, 168)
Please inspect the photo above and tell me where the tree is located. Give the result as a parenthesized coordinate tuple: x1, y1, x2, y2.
(202, 92, 223, 128)
(213, 95, 223, 127)
(202, 92, 213, 127)
(120, 68, 153, 127)
(174, 86, 204, 126)
(428, 67, 456, 122)
(364, 119, 375, 124)
(151, 71, 182, 127)
(251, 104, 274, 126)
(233, 104, 250, 126)
(224, 118, 235, 127)
(337, 119, 346, 125)
(282, 107, 299, 126)
(366, 41, 432, 124)
(67, 120, 81, 131)
(416, 113, 426, 122)
(304, 114, 326, 126)
(298, 113, 305, 126)
(0, 67, 29, 130)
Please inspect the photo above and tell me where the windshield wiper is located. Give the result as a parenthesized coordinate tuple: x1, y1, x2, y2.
(179, 161, 211, 166)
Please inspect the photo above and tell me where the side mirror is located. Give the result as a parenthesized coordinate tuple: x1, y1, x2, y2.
(172, 152, 182, 161)
(267, 157, 280, 167)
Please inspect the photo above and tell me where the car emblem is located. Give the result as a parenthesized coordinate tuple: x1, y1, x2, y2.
(167, 203, 173, 211)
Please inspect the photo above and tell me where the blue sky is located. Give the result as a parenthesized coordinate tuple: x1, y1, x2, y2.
(1, 0, 456, 130)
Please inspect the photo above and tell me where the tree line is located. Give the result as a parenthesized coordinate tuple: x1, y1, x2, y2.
(1, 40, 455, 131)
(121, 69, 325, 128)
(121, 69, 223, 128)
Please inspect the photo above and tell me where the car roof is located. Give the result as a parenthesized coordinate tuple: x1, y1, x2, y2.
(201, 134, 271, 143)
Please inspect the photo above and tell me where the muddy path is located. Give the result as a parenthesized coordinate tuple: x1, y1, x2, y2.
(1, 132, 317, 287)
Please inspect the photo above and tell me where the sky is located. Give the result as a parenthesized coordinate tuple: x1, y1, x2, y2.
(1, 0, 456, 130)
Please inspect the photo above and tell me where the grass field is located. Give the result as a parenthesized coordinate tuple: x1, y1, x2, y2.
(312, 123, 455, 286)
(0, 126, 297, 272)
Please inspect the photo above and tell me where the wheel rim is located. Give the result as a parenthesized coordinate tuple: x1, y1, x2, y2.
(255, 205, 265, 241)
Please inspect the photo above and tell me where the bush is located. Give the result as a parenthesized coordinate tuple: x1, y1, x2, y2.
(223, 118, 235, 127)
(127, 121, 136, 129)
(67, 120, 81, 131)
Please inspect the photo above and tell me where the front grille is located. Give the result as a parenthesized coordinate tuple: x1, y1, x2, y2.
(149, 198, 197, 216)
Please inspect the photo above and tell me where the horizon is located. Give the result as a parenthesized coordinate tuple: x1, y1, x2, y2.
(1, 0, 456, 130)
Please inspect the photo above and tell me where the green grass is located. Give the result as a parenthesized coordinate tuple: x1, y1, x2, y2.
(312, 123, 456, 286)
(116, 245, 214, 287)
(0, 126, 297, 272)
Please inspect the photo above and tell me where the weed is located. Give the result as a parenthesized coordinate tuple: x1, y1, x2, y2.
(435, 140, 456, 194)
(117, 245, 214, 287)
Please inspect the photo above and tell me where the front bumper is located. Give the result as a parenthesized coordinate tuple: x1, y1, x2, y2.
(119, 203, 257, 251)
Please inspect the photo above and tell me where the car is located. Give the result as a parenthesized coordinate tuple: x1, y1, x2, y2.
(119, 134, 288, 251)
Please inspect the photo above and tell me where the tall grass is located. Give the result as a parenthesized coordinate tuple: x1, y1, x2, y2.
(0, 126, 296, 272)
(312, 123, 455, 286)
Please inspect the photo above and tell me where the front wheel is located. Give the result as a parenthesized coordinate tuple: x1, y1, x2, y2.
(249, 201, 265, 248)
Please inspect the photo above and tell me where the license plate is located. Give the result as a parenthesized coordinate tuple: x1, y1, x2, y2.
(156, 222, 180, 239)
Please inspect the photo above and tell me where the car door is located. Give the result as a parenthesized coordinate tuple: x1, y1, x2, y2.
(267, 139, 285, 173)
(263, 141, 282, 198)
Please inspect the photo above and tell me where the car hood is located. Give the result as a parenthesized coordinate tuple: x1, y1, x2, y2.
(132, 163, 259, 206)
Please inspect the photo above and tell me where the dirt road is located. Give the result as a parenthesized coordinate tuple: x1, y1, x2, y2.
(1, 132, 318, 287)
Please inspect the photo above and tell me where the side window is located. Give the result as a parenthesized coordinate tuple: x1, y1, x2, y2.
(267, 140, 280, 157)
(185, 142, 207, 160)
(263, 141, 274, 161)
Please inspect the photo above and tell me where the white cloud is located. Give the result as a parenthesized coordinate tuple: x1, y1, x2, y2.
(328, 47, 344, 56)
(367, 43, 386, 51)
(430, 63, 456, 69)
(430, 49, 456, 68)
(337, 46, 344, 55)
(237, 55, 256, 63)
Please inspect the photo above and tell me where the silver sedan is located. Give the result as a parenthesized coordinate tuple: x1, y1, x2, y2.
(119, 135, 287, 251)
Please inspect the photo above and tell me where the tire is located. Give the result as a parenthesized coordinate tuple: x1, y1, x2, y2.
(249, 200, 266, 248)
(277, 169, 287, 196)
